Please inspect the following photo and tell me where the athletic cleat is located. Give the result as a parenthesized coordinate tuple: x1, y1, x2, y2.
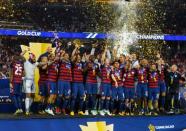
(99, 110, 105, 116)
(144, 112, 149, 116)
(175, 109, 180, 114)
(45, 109, 55, 116)
(104, 110, 112, 116)
(140, 109, 144, 115)
(118, 112, 124, 116)
(50, 110, 55, 116)
(138, 111, 143, 115)
(167, 109, 174, 114)
(91, 110, 97, 116)
(55, 107, 61, 114)
(14, 109, 21, 115)
(61, 109, 67, 115)
(130, 112, 134, 116)
(111, 113, 115, 116)
(160, 107, 165, 112)
(45, 109, 50, 114)
(38, 110, 46, 115)
(70, 111, 75, 116)
(153, 112, 158, 116)
(84, 110, 89, 115)
(147, 112, 152, 116)
(25, 111, 31, 116)
(78, 111, 84, 115)
(19, 109, 23, 113)
(125, 112, 130, 116)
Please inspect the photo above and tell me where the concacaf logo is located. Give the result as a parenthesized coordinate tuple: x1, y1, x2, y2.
(148, 124, 175, 131)
(79, 121, 114, 131)
(148, 124, 156, 131)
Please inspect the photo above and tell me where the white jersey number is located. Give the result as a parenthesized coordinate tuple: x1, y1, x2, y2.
(15, 65, 23, 76)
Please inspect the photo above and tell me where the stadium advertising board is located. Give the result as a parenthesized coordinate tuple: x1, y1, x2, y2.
(0, 29, 186, 40)
(0, 115, 185, 131)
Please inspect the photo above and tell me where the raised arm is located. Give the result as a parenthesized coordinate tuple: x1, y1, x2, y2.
(19, 50, 27, 62)
(20, 50, 27, 56)
(9, 67, 13, 89)
(90, 43, 97, 55)
(101, 46, 107, 64)
(59, 50, 66, 61)
(71, 45, 79, 61)
(106, 48, 111, 60)
(112, 46, 117, 61)
(111, 73, 118, 88)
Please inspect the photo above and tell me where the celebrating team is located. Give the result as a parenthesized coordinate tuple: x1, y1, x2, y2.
(9, 43, 182, 116)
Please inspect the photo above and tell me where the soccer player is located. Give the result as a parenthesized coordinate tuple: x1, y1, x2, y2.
(70, 54, 85, 116)
(45, 54, 59, 115)
(123, 62, 136, 115)
(148, 63, 160, 115)
(136, 59, 148, 115)
(38, 56, 48, 114)
(111, 61, 124, 116)
(10, 55, 25, 115)
(84, 55, 98, 115)
(58, 52, 72, 115)
(157, 58, 167, 112)
(23, 52, 47, 115)
(23, 53, 37, 115)
(167, 64, 181, 114)
(99, 46, 112, 116)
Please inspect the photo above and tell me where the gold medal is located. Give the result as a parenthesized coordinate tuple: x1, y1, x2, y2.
(154, 78, 156, 82)
(170, 78, 173, 84)
(107, 73, 109, 79)
(141, 75, 144, 80)
(128, 73, 131, 77)
(106, 67, 110, 79)
(93, 70, 96, 76)
(69, 69, 71, 74)
(118, 76, 121, 80)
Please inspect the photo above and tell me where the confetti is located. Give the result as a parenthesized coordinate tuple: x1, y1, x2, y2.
(0, 0, 167, 61)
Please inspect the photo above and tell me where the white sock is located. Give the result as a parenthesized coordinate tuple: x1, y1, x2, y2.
(25, 98, 30, 112)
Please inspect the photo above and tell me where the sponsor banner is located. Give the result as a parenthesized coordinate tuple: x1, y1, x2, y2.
(0, 29, 53, 37)
(0, 28, 186, 40)
(0, 79, 10, 99)
(0, 79, 11, 105)
(17, 30, 42, 37)
(0, 115, 185, 131)
(0, 29, 103, 39)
